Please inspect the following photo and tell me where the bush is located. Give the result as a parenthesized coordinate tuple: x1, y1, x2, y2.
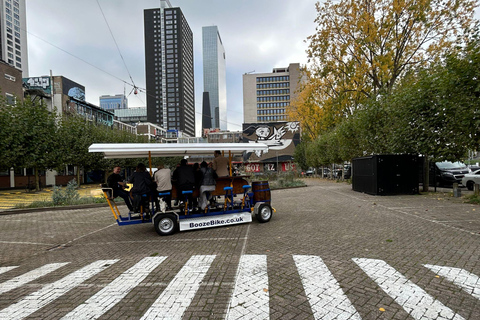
(52, 179, 80, 205)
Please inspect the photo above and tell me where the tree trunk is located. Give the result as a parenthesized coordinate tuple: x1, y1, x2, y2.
(76, 166, 81, 186)
(34, 167, 40, 192)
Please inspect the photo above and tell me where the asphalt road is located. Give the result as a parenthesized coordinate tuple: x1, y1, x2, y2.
(0, 179, 479, 319)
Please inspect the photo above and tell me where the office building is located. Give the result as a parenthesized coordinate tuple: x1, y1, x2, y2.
(0, 0, 28, 76)
(144, 0, 195, 137)
(99, 94, 128, 110)
(202, 25, 227, 130)
(243, 63, 302, 123)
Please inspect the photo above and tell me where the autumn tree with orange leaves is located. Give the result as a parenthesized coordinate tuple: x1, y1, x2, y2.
(289, 0, 477, 139)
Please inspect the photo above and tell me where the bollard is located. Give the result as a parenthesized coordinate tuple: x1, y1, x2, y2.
(475, 183, 479, 196)
(453, 183, 462, 198)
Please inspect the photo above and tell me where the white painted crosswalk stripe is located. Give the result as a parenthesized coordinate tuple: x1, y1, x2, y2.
(294, 255, 361, 320)
(0, 262, 69, 295)
(226, 255, 269, 320)
(353, 258, 465, 320)
(423, 264, 480, 300)
(0, 266, 17, 276)
(0, 259, 118, 320)
(61, 257, 167, 320)
(140, 255, 216, 320)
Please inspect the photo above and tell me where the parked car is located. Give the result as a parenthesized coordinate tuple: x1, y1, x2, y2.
(430, 161, 469, 186)
(462, 169, 480, 190)
(344, 164, 352, 179)
(305, 168, 315, 176)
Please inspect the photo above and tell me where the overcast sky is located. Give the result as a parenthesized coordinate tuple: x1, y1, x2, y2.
(25, 0, 317, 135)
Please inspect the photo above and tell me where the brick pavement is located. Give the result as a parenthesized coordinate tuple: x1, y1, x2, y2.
(0, 178, 478, 319)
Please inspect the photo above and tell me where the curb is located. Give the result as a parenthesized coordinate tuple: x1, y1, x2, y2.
(0, 202, 114, 216)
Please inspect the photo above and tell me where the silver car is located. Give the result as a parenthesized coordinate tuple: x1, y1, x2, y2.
(461, 169, 480, 190)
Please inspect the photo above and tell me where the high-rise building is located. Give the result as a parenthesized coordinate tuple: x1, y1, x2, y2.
(202, 25, 227, 130)
(144, 0, 195, 137)
(99, 94, 128, 111)
(243, 63, 302, 123)
(0, 0, 28, 77)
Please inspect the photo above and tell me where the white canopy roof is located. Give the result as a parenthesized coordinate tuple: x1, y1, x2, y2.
(88, 143, 268, 159)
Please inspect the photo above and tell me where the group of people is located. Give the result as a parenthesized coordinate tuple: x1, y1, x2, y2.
(107, 150, 229, 214)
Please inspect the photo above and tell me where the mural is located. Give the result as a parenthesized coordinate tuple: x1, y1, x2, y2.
(242, 122, 300, 163)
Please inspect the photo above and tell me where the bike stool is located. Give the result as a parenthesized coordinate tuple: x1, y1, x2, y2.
(182, 190, 193, 215)
(223, 186, 233, 210)
(242, 185, 251, 208)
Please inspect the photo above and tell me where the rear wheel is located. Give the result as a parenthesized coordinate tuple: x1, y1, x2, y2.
(154, 213, 178, 236)
(256, 204, 272, 223)
(467, 181, 474, 191)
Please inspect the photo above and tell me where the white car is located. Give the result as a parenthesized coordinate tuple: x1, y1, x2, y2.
(461, 169, 480, 190)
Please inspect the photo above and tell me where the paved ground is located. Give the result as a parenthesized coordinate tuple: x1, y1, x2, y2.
(0, 178, 478, 319)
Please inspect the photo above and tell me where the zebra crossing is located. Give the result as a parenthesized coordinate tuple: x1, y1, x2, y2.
(0, 255, 478, 319)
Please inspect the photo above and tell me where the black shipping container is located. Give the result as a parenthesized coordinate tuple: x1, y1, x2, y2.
(352, 155, 419, 195)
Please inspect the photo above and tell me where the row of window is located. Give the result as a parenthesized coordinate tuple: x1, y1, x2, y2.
(257, 115, 288, 121)
(257, 89, 290, 96)
(257, 109, 285, 115)
(257, 96, 290, 102)
(257, 76, 289, 82)
(256, 82, 289, 89)
(257, 102, 290, 108)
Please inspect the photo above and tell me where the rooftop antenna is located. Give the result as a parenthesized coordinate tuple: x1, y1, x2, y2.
(245, 70, 255, 74)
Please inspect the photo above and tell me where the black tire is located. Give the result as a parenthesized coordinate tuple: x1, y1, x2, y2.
(467, 181, 474, 191)
(256, 204, 273, 223)
(154, 213, 178, 236)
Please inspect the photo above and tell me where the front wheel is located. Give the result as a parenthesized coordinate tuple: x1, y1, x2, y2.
(154, 213, 178, 236)
(256, 204, 273, 223)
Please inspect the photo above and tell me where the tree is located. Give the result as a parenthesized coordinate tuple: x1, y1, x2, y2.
(298, 0, 477, 126)
(0, 98, 60, 190)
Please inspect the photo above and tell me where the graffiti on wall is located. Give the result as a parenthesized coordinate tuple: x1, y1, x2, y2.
(242, 122, 300, 162)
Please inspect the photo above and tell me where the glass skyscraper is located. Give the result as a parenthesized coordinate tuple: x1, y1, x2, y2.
(144, 0, 195, 137)
(99, 94, 128, 110)
(202, 26, 227, 130)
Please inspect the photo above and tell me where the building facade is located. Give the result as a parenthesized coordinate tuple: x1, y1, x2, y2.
(0, 0, 27, 76)
(99, 94, 128, 110)
(144, 0, 195, 137)
(0, 59, 22, 104)
(202, 25, 227, 130)
(243, 63, 302, 123)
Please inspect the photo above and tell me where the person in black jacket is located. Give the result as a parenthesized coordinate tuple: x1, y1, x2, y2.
(128, 163, 153, 213)
(107, 166, 134, 213)
(172, 159, 195, 205)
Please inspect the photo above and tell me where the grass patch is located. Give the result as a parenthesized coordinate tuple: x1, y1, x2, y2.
(464, 194, 480, 204)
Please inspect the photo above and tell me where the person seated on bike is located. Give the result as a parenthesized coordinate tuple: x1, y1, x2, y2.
(199, 161, 217, 210)
(128, 163, 153, 214)
(172, 159, 195, 209)
(107, 166, 134, 214)
(153, 162, 172, 211)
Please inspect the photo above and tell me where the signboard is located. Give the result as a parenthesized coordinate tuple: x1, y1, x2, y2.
(245, 163, 261, 173)
(179, 212, 252, 231)
(243, 121, 300, 163)
(23, 77, 51, 95)
(282, 162, 296, 172)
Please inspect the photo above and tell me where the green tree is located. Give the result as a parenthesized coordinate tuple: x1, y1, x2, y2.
(0, 97, 60, 190)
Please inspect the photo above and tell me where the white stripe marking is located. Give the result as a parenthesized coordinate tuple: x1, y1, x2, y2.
(0, 267, 17, 276)
(140, 255, 215, 320)
(226, 255, 269, 320)
(61, 257, 167, 320)
(0, 263, 69, 295)
(353, 258, 465, 320)
(294, 255, 361, 320)
(424, 264, 480, 300)
(0, 259, 118, 320)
